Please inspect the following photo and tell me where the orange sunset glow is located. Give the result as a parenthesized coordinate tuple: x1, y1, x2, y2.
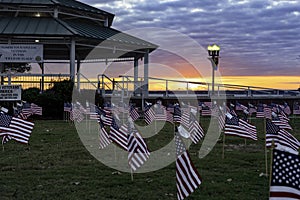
(148, 76, 298, 90)
(106, 76, 300, 91)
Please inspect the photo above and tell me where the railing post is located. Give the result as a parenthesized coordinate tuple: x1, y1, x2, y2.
(218, 85, 220, 96)
(7, 68, 11, 85)
(186, 82, 189, 95)
(166, 80, 168, 97)
(102, 75, 105, 96)
(207, 83, 210, 97)
(248, 87, 251, 96)
(121, 76, 125, 98)
(126, 77, 129, 96)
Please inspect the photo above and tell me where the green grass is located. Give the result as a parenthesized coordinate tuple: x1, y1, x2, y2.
(0, 117, 299, 199)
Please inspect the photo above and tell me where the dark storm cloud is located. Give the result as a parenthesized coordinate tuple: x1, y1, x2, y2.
(81, 0, 300, 76)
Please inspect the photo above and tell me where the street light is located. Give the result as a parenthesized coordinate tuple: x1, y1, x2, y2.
(207, 44, 220, 95)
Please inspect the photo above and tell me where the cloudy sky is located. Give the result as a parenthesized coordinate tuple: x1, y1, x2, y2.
(78, 0, 300, 88)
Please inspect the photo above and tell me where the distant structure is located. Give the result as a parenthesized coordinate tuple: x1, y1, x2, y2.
(0, 0, 157, 94)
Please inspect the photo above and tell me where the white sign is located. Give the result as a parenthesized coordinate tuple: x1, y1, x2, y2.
(0, 44, 43, 63)
(0, 85, 21, 101)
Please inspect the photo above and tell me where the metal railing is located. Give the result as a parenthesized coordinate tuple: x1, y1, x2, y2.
(0, 73, 70, 90)
(98, 75, 299, 98)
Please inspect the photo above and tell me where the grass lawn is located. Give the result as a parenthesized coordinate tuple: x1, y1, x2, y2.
(0, 117, 299, 199)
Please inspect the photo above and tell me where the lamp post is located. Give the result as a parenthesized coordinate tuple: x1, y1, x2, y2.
(207, 44, 220, 96)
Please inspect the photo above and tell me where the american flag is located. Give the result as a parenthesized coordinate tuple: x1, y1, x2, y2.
(173, 105, 182, 123)
(129, 105, 140, 121)
(95, 106, 112, 126)
(269, 149, 300, 200)
(238, 119, 257, 140)
(166, 105, 174, 113)
(201, 105, 211, 116)
(166, 108, 174, 124)
(198, 102, 202, 112)
(211, 105, 226, 130)
(271, 103, 279, 113)
(109, 118, 128, 151)
(188, 113, 204, 144)
(30, 103, 42, 116)
(153, 104, 167, 121)
(180, 107, 190, 128)
(278, 111, 290, 123)
(248, 104, 256, 116)
(127, 128, 150, 171)
(64, 102, 72, 112)
(70, 105, 85, 123)
(229, 105, 237, 116)
(175, 132, 202, 200)
(293, 103, 300, 115)
(0, 113, 34, 144)
(98, 118, 111, 149)
(272, 114, 292, 131)
(144, 103, 155, 125)
(218, 111, 226, 130)
(89, 112, 100, 121)
(225, 115, 257, 141)
(283, 103, 291, 116)
(266, 120, 300, 153)
(256, 104, 265, 118)
(20, 102, 33, 119)
(235, 102, 247, 111)
(264, 105, 272, 119)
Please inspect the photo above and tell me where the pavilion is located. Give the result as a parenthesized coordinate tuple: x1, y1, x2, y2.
(0, 0, 157, 95)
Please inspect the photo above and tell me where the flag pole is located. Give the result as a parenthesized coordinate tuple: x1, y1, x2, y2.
(131, 168, 134, 181)
(222, 132, 226, 159)
(114, 144, 117, 161)
(155, 119, 157, 135)
(264, 117, 268, 176)
(245, 115, 251, 146)
(269, 141, 275, 188)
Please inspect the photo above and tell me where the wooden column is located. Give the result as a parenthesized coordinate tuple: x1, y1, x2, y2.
(143, 49, 149, 97)
(134, 57, 138, 95)
(70, 39, 76, 82)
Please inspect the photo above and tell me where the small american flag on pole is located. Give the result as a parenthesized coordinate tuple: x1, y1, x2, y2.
(180, 107, 190, 128)
(175, 132, 202, 200)
(109, 118, 128, 151)
(235, 102, 247, 111)
(98, 117, 111, 149)
(272, 114, 292, 131)
(144, 105, 155, 125)
(269, 149, 300, 200)
(224, 114, 257, 141)
(129, 105, 140, 121)
(30, 103, 42, 116)
(127, 128, 150, 171)
(0, 113, 34, 144)
(283, 103, 291, 116)
(153, 103, 167, 121)
(173, 105, 182, 123)
(266, 120, 300, 153)
(201, 106, 211, 116)
(293, 102, 300, 115)
(64, 102, 72, 112)
(264, 105, 272, 119)
(188, 113, 204, 144)
(256, 104, 265, 118)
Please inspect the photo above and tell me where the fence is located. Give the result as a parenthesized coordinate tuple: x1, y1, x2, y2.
(0, 73, 70, 90)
